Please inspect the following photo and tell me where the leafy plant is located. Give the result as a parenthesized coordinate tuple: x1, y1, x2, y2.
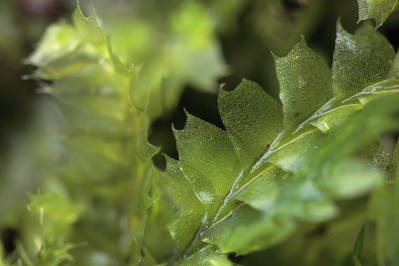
(146, 22, 399, 265)
(1, 0, 399, 266)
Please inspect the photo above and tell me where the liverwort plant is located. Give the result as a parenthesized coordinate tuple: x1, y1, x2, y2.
(1, 0, 399, 266)
(146, 22, 399, 265)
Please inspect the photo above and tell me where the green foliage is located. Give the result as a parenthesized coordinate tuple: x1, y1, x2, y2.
(12, 1, 226, 266)
(148, 22, 399, 264)
(2, 0, 399, 266)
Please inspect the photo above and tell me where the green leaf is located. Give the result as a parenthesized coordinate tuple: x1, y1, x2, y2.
(179, 246, 233, 266)
(318, 159, 383, 199)
(173, 113, 241, 205)
(263, 129, 324, 172)
(275, 37, 333, 130)
(27, 22, 80, 66)
(277, 179, 339, 223)
(218, 79, 283, 166)
(358, 0, 398, 28)
(332, 22, 395, 98)
(72, 3, 105, 44)
(153, 156, 205, 249)
(203, 206, 295, 255)
(235, 167, 285, 211)
(25, 193, 82, 266)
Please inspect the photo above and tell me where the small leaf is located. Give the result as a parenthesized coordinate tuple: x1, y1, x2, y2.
(275, 37, 333, 130)
(264, 129, 324, 173)
(27, 22, 81, 66)
(154, 156, 205, 249)
(173, 113, 241, 205)
(179, 246, 233, 266)
(277, 179, 339, 223)
(235, 166, 286, 211)
(218, 79, 283, 166)
(203, 206, 295, 255)
(332, 22, 395, 98)
(358, 0, 398, 28)
(72, 3, 105, 44)
(318, 159, 383, 199)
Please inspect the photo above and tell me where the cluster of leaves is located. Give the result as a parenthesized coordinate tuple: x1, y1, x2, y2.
(1, 0, 399, 266)
(147, 22, 399, 265)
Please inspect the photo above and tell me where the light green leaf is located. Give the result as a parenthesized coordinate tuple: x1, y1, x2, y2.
(275, 37, 333, 130)
(332, 22, 395, 98)
(179, 246, 232, 266)
(203, 206, 295, 255)
(25, 193, 82, 266)
(27, 22, 81, 66)
(218, 79, 283, 166)
(264, 129, 324, 173)
(358, 0, 398, 28)
(72, 3, 105, 45)
(154, 156, 205, 249)
(277, 179, 339, 223)
(27, 193, 82, 239)
(235, 167, 285, 211)
(318, 159, 383, 199)
(173, 113, 241, 205)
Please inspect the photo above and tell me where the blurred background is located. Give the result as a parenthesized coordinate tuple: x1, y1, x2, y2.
(1, 0, 399, 264)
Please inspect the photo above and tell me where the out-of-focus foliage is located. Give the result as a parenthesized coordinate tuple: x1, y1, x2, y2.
(0, 0, 399, 266)
(1, 1, 226, 266)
